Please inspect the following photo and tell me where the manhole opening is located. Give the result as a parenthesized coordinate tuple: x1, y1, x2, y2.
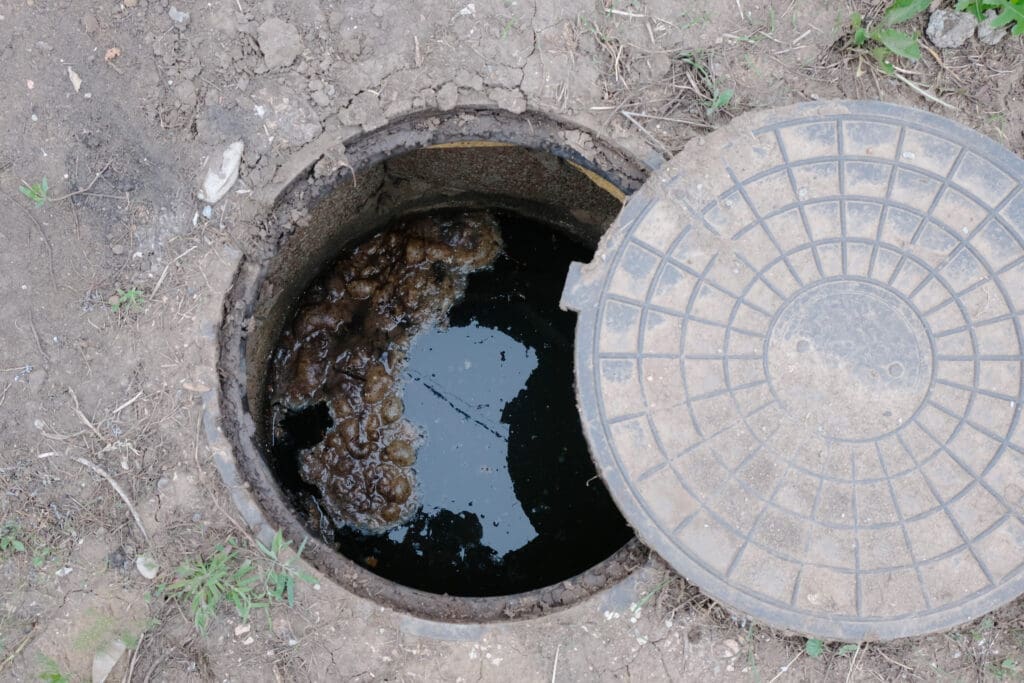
(219, 109, 650, 620)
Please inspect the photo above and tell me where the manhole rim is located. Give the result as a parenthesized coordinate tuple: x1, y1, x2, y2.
(214, 106, 651, 623)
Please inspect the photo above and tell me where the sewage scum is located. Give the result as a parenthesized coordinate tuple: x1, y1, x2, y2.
(268, 211, 503, 531)
(267, 208, 633, 594)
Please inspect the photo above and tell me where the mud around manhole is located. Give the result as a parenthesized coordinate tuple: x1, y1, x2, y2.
(563, 100, 1024, 641)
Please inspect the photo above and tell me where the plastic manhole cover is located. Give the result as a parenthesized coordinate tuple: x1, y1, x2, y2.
(562, 101, 1024, 640)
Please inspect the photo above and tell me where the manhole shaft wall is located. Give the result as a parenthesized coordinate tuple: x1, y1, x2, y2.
(217, 108, 650, 622)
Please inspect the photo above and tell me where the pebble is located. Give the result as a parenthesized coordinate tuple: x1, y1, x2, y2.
(978, 9, 1008, 45)
(926, 9, 978, 49)
(111, 244, 125, 255)
(168, 6, 190, 25)
(718, 639, 741, 658)
(136, 555, 159, 579)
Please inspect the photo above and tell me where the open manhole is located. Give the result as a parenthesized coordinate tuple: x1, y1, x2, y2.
(563, 100, 1024, 640)
(219, 101, 1024, 638)
(218, 109, 650, 621)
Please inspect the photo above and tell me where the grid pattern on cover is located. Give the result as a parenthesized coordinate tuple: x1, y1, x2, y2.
(573, 103, 1024, 639)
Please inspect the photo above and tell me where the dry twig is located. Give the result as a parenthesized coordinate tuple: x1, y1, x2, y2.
(37, 450, 150, 543)
(49, 160, 113, 202)
(0, 623, 38, 674)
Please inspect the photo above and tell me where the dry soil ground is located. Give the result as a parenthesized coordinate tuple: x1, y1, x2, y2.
(1, 0, 1024, 680)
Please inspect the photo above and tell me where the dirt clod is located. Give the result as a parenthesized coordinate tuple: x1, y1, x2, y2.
(258, 18, 305, 70)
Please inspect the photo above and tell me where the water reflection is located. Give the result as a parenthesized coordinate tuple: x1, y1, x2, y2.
(402, 323, 539, 557)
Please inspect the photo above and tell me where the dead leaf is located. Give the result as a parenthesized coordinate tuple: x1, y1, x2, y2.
(67, 66, 82, 93)
(105, 47, 121, 61)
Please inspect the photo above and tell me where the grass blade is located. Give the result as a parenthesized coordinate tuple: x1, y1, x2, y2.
(884, 0, 931, 25)
(874, 28, 921, 60)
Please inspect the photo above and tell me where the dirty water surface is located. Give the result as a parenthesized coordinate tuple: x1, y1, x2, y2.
(268, 210, 633, 595)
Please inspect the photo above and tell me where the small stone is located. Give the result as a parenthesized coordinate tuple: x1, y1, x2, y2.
(234, 623, 251, 636)
(718, 639, 741, 658)
(68, 67, 83, 93)
(258, 18, 304, 69)
(124, 0, 137, 7)
(82, 13, 99, 32)
(111, 244, 125, 255)
(136, 555, 159, 579)
(926, 9, 978, 49)
(978, 9, 1008, 46)
(168, 6, 190, 25)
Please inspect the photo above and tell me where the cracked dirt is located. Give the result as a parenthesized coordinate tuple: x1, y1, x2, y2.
(2, 0, 1024, 680)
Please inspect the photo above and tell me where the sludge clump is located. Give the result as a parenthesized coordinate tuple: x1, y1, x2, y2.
(268, 211, 503, 532)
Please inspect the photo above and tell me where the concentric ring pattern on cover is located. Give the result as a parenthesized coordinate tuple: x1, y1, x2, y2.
(562, 101, 1024, 640)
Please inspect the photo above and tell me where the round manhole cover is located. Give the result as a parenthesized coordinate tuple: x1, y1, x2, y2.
(563, 101, 1024, 640)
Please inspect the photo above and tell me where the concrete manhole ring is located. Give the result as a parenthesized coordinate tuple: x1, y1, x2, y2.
(213, 107, 653, 623)
(563, 101, 1024, 640)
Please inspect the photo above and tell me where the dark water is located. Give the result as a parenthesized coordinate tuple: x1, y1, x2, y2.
(270, 212, 633, 596)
